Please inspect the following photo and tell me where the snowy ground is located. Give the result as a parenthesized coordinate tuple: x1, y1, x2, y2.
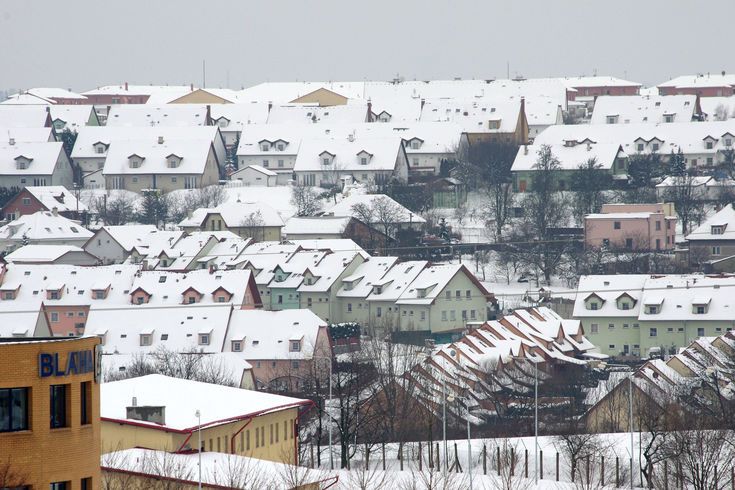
(308, 432, 674, 489)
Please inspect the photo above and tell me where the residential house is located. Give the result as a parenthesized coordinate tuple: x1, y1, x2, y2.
(574, 274, 735, 358)
(83, 225, 181, 264)
(3, 245, 99, 266)
(0, 210, 92, 254)
(686, 204, 735, 271)
(562, 76, 642, 101)
(293, 134, 409, 187)
(208, 103, 270, 147)
(584, 203, 677, 251)
(266, 100, 371, 124)
(589, 95, 701, 125)
(283, 216, 389, 251)
(223, 308, 332, 391)
(511, 142, 628, 192)
(655, 175, 735, 201)
(99, 375, 310, 463)
(178, 201, 284, 242)
(0, 105, 54, 128)
(81, 83, 194, 105)
(1, 87, 88, 105)
(102, 135, 221, 192)
(229, 164, 278, 186)
(49, 106, 101, 133)
(324, 193, 426, 236)
(1, 185, 87, 221)
(0, 140, 73, 189)
(658, 73, 735, 97)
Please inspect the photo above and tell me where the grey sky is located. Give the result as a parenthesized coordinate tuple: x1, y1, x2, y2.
(2, 0, 733, 92)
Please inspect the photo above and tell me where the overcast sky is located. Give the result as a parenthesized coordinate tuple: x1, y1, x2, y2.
(2, 1, 733, 93)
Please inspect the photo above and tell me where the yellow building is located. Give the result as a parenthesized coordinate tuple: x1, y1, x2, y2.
(100, 374, 311, 464)
(0, 336, 101, 489)
(178, 201, 285, 242)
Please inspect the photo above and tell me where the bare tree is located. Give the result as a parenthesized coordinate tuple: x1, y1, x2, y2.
(138, 450, 195, 490)
(89, 192, 138, 226)
(208, 453, 273, 489)
(570, 157, 612, 225)
(662, 429, 735, 490)
(0, 455, 29, 489)
(372, 196, 405, 244)
(351, 202, 377, 249)
(240, 210, 266, 241)
(489, 438, 534, 490)
(662, 173, 707, 236)
(290, 182, 323, 217)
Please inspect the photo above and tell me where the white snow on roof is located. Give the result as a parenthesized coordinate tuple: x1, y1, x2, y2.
(224, 309, 327, 360)
(326, 193, 426, 224)
(178, 201, 284, 229)
(106, 104, 210, 127)
(0, 141, 64, 176)
(100, 374, 307, 431)
(511, 142, 624, 172)
(0, 211, 92, 242)
(658, 73, 735, 89)
(687, 204, 735, 241)
(21, 186, 88, 213)
(0, 127, 54, 143)
(0, 106, 51, 127)
(590, 95, 697, 125)
(292, 135, 403, 172)
(49, 106, 98, 132)
(283, 216, 352, 236)
(3, 244, 87, 262)
(267, 100, 368, 124)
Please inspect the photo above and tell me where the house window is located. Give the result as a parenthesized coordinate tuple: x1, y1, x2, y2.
(188, 296, 196, 304)
(261, 143, 269, 151)
(462, 310, 467, 320)
(614, 221, 622, 230)
(81, 381, 91, 425)
(277, 144, 284, 151)
(608, 323, 614, 329)
(647, 306, 658, 314)
(713, 246, 721, 256)
(466, 290, 471, 299)
(655, 221, 661, 231)
(50, 291, 59, 300)
(263, 160, 269, 168)
(623, 323, 629, 329)
(140, 334, 151, 346)
(232, 341, 241, 352)
(589, 302, 598, 311)
(291, 361, 299, 370)
(361, 157, 368, 165)
(652, 143, 659, 151)
(712, 226, 723, 235)
(347, 303, 352, 312)
(199, 334, 210, 345)
(307, 297, 312, 307)
(609, 345, 615, 350)
(412, 158, 419, 166)
(649, 327, 657, 337)
(706, 141, 713, 149)
(633, 323, 640, 329)
(637, 143, 644, 151)
(376, 307, 382, 317)
(323, 158, 330, 166)
(278, 159, 284, 168)
(626, 238, 633, 248)
(450, 310, 456, 321)
(441, 311, 447, 321)
(0, 387, 28, 432)
(470, 310, 476, 319)
(50, 384, 67, 428)
(697, 327, 705, 337)
(696, 306, 705, 314)
(446, 291, 451, 300)
(291, 341, 300, 351)
(50, 312, 59, 322)
(590, 323, 598, 334)
(420, 311, 426, 321)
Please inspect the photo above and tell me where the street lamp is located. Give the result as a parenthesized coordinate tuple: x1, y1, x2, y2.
(417, 350, 450, 473)
(195, 409, 202, 490)
(506, 355, 539, 486)
(305, 353, 333, 470)
(447, 391, 473, 490)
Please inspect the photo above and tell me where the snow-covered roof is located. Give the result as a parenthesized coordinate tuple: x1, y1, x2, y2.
(590, 95, 698, 125)
(82, 84, 194, 97)
(92, 225, 161, 252)
(533, 120, 735, 157)
(336, 256, 398, 298)
(0, 106, 51, 127)
(49, 106, 98, 132)
(233, 164, 277, 177)
(367, 260, 427, 302)
(420, 97, 521, 133)
(100, 374, 308, 431)
(292, 135, 403, 172)
(561, 75, 642, 89)
(178, 201, 284, 229)
(0, 127, 54, 143)
(283, 216, 352, 236)
(573, 275, 648, 318)
(224, 309, 327, 360)
(658, 73, 735, 89)
(3, 244, 90, 263)
(0, 141, 65, 176)
(20, 186, 88, 213)
(325, 193, 426, 224)
(129, 268, 255, 307)
(267, 100, 369, 124)
(106, 104, 210, 127)
(101, 136, 213, 176)
(0, 211, 92, 242)
(687, 204, 735, 241)
(511, 142, 625, 172)
(699, 96, 735, 121)
(71, 126, 222, 159)
(287, 238, 365, 253)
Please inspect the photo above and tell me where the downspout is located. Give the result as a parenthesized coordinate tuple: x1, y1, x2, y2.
(293, 400, 316, 465)
(320, 476, 340, 489)
(230, 416, 253, 454)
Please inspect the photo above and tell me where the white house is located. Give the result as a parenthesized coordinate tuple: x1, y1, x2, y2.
(0, 210, 92, 253)
(230, 165, 278, 186)
(0, 141, 73, 189)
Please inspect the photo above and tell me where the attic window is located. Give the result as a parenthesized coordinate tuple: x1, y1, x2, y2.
(161, 334, 168, 340)
(712, 225, 724, 235)
(24, 271, 30, 276)
(252, 340, 259, 346)
(159, 276, 167, 283)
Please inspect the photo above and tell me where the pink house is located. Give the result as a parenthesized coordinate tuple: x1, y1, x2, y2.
(585, 203, 677, 251)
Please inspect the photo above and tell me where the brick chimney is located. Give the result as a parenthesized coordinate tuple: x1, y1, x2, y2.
(367, 99, 373, 122)
(205, 105, 212, 125)
(190, 83, 194, 92)
(124, 82, 128, 91)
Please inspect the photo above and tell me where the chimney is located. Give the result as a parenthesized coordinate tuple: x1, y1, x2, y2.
(8, 137, 14, 146)
(124, 82, 128, 91)
(142, 260, 148, 271)
(586, 142, 591, 151)
(267, 101, 273, 113)
(205, 105, 212, 125)
(51, 207, 58, 216)
(158, 136, 164, 145)
(209, 264, 215, 275)
(190, 83, 194, 92)
(523, 144, 528, 155)
(367, 99, 373, 122)
(348, 132, 355, 142)
(420, 98, 425, 111)
(187, 209, 193, 219)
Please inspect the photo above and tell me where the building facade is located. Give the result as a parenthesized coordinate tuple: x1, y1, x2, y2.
(0, 336, 101, 489)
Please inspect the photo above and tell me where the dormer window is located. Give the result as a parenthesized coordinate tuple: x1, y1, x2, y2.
(261, 142, 270, 151)
(712, 225, 724, 235)
(373, 285, 382, 295)
(488, 120, 501, 130)
(167, 154, 182, 169)
(652, 143, 659, 151)
(585, 293, 604, 311)
(140, 334, 152, 346)
(357, 151, 372, 165)
(232, 340, 242, 352)
(320, 151, 335, 166)
(606, 115, 618, 124)
(663, 114, 674, 123)
(15, 156, 32, 170)
(198, 333, 210, 345)
(692, 297, 710, 314)
(291, 340, 301, 352)
(217, 117, 229, 128)
(128, 154, 144, 169)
